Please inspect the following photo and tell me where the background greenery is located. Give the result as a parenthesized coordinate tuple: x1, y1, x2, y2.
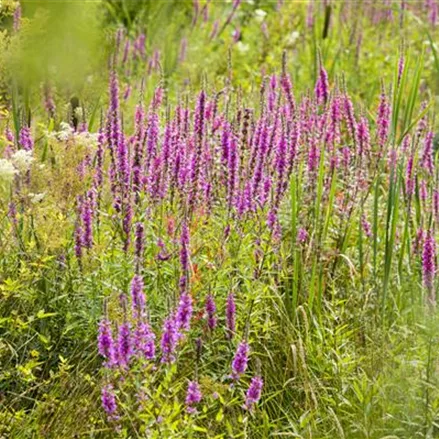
(1, 1, 439, 438)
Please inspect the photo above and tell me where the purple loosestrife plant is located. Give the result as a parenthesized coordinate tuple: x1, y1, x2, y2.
(13, 4, 21, 32)
(180, 221, 190, 287)
(406, 153, 415, 198)
(134, 222, 144, 268)
(315, 55, 329, 105)
(297, 228, 308, 244)
(357, 115, 370, 161)
(116, 321, 133, 369)
(74, 201, 83, 262)
(226, 292, 236, 339)
(176, 292, 193, 332)
(185, 381, 202, 414)
(145, 110, 159, 174)
(94, 128, 105, 194)
(397, 54, 405, 86)
(422, 229, 436, 307)
(273, 131, 287, 212)
(244, 376, 264, 411)
(130, 275, 146, 318)
(326, 94, 341, 149)
(227, 134, 238, 210)
(8, 202, 17, 228)
(98, 319, 116, 367)
(434, 190, 439, 225)
(343, 92, 357, 144)
(101, 384, 119, 422)
(160, 314, 179, 363)
(19, 126, 33, 151)
(134, 319, 156, 360)
(90, 64, 439, 430)
(376, 85, 391, 151)
(132, 104, 145, 203)
(361, 214, 372, 238)
(421, 131, 434, 175)
(231, 340, 250, 380)
(43, 83, 56, 118)
(205, 294, 217, 330)
(190, 90, 206, 210)
(81, 196, 93, 249)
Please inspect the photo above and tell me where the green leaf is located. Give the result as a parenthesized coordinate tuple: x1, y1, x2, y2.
(37, 310, 57, 319)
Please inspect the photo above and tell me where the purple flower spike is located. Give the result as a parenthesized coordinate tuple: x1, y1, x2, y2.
(13, 4, 21, 32)
(81, 197, 93, 249)
(101, 384, 119, 421)
(134, 222, 144, 263)
(422, 230, 436, 306)
(297, 228, 308, 244)
(117, 322, 133, 368)
(74, 219, 83, 262)
(226, 292, 236, 339)
(130, 274, 146, 318)
(98, 318, 116, 368)
(405, 153, 415, 197)
(244, 376, 264, 411)
(19, 126, 34, 151)
(176, 292, 193, 332)
(160, 314, 179, 363)
(231, 340, 250, 380)
(421, 131, 434, 175)
(185, 380, 202, 413)
(205, 294, 217, 330)
(134, 319, 156, 360)
(377, 86, 391, 150)
(315, 56, 329, 105)
(180, 221, 190, 276)
(361, 215, 372, 238)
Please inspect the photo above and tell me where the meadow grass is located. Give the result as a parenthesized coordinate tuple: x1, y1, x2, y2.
(2, 1, 439, 438)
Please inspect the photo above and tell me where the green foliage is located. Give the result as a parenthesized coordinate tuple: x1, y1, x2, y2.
(2, 1, 439, 438)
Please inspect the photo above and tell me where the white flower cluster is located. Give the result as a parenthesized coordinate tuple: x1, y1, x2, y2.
(45, 122, 99, 146)
(28, 192, 46, 204)
(46, 122, 74, 142)
(10, 150, 34, 173)
(76, 131, 99, 147)
(254, 9, 267, 23)
(286, 31, 300, 46)
(0, 159, 17, 183)
(0, 150, 34, 185)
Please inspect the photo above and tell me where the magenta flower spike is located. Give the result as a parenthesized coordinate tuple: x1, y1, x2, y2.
(134, 319, 156, 360)
(185, 380, 202, 413)
(421, 131, 434, 175)
(244, 376, 264, 411)
(376, 85, 391, 150)
(205, 294, 217, 330)
(116, 321, 133, 369)
(160, 314, 179, 363)
(231, 340, 250, 380)
(130, 274, 146, 318)
(226, 292, 236, 339)
(176, 292, 193, 332)
(422, 230, 436, 295)
(101, 384, 119, 421)
(98, 319, 116, 368)
(315, 55, 329, 105)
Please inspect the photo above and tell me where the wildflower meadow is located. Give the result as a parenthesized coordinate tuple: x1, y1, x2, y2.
(2, 0, 439, 438)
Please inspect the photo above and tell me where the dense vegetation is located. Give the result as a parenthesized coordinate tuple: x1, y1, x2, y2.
(2, 1, 439, 438)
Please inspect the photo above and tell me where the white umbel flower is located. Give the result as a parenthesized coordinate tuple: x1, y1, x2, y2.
(254, 9, 267, 23)
(286, 31, 300, 46)
(28, 192, 46, 204)
(0, 159, 17, 183)
(11, 150, 34, 173)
